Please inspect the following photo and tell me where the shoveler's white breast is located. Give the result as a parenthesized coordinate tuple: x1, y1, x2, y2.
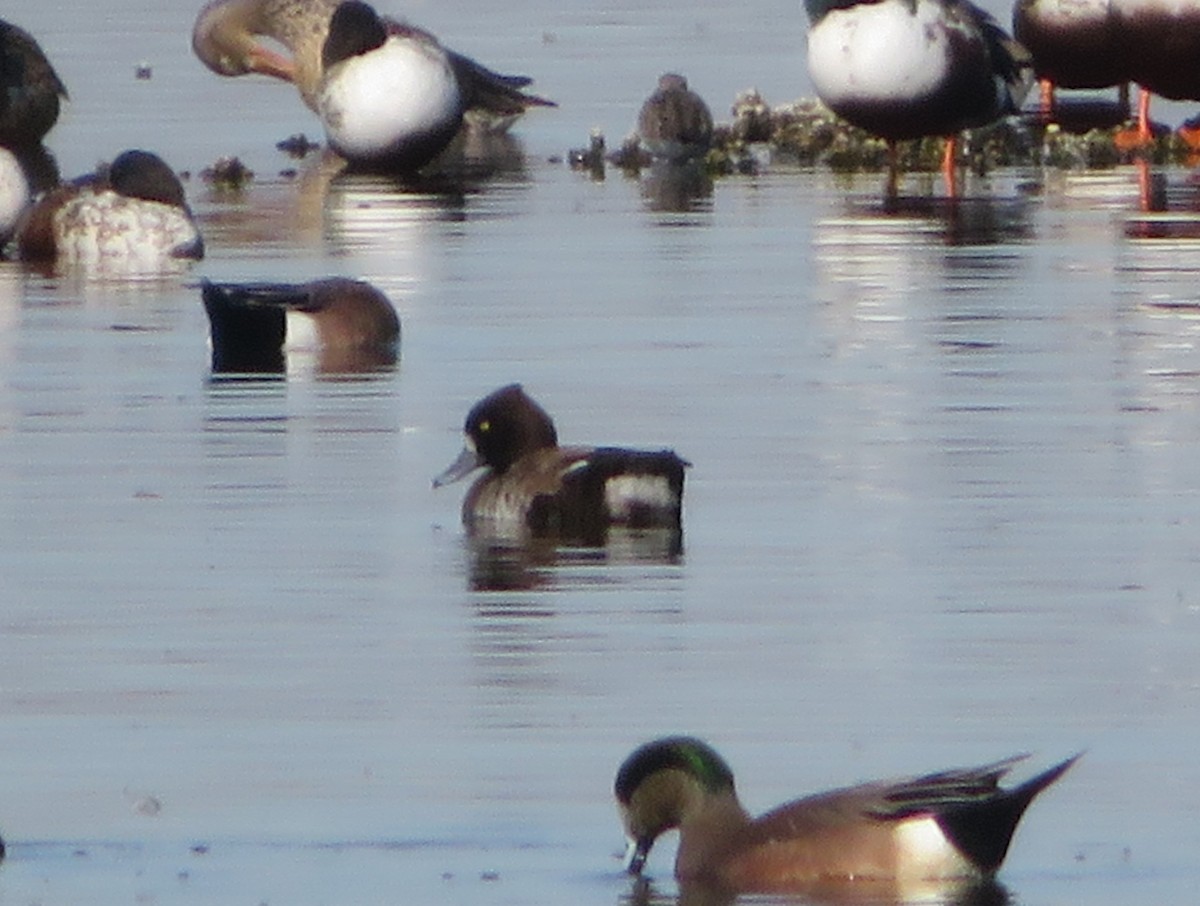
(51, 188, 202, 271)
(806, 0, 967, 108)
(319, 37, 462, 159)
(0, 149, 30, 242)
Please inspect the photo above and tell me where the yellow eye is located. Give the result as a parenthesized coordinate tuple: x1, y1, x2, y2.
(479, 420, 490, 433)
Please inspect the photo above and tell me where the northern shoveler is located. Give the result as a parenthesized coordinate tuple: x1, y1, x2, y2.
(433, 383, 688, 543)
(0, 147, 30, 247)
(616, 737, 1079, 894)
(804, 0, 1033, 192)
(1015, 0, 1200, 146)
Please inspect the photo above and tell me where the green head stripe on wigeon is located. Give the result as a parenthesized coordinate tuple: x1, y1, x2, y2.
(614, 736, 735, 803)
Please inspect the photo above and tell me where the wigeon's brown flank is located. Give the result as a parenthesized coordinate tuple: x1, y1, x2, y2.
(615, 736, 1079, 893)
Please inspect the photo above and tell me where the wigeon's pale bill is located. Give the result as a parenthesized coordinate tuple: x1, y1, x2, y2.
(434, 384, 688, 543)
(200, 277, 400, 374)
(191, 0, 553, 146)
(16, 150, 204, 272)
(804, 0, 1032, 193)
(616, 737, 1079, 894)
(636, 73, 714, 163)
(0, 19, 68, 147)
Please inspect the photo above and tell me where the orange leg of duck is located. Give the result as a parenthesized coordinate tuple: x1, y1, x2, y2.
(1039, 78, 1056, 123)
(1114, 88, 1155, 151)
(1178, 105, 1200, 153)
(941, 136, 958, 197)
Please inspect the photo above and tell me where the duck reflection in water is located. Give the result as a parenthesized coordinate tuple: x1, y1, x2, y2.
(465, 527, 684, 592)
(201, 277, 400, 377)
(640, 162, 713, 215)
(624, 873, 1014, 906)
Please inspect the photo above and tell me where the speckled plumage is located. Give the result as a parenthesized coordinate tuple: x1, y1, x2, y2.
(17, 150, 203, 273)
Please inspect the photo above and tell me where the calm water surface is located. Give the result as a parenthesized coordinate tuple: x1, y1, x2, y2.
(2, 0, 1200, 904)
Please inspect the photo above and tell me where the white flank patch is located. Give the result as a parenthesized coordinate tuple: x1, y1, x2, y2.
(0, 149, 30, 242)
(604, 475, 676, 520)
(52, 189, 200, 272)
(319, 38, 462, 158)
(893, 816, 975, 880)
(806, 1, 968, 106)
(1024, 0, 1111, 27)
(284, 309, 320, 351)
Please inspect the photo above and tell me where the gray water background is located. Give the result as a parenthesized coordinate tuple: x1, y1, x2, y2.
(1, 0, 1199, 903)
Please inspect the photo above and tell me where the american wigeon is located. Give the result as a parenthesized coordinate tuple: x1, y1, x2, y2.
(0, 19, 68, 148)
(433, 384, 688, 542)
(192, 0, 553, 166)
(16, 149, 204, 270)
(201, 277, 400, 374)
(636, 73, 714, 163)
(0, 147, 30, 247)
(615, 737, 1078, 893)
(804, 0, 1032, 193)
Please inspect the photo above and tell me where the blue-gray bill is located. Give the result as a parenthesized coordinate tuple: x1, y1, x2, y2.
(625, 836, 650, 875)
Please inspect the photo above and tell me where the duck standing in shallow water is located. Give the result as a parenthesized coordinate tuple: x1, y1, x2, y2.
(804, 0, 1032, 193)
(16, 150, 204, 271)
(0, 19, 68, 148)
(1012, 0, 1128, 127)
(192, 0, 553, 167)
(201, 277, 400, 374)
(1014, 0, 1200, 147)
(616, 737, 1079, 893)
(636, 73, 714, 163)
(434, 384, 688, 543)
